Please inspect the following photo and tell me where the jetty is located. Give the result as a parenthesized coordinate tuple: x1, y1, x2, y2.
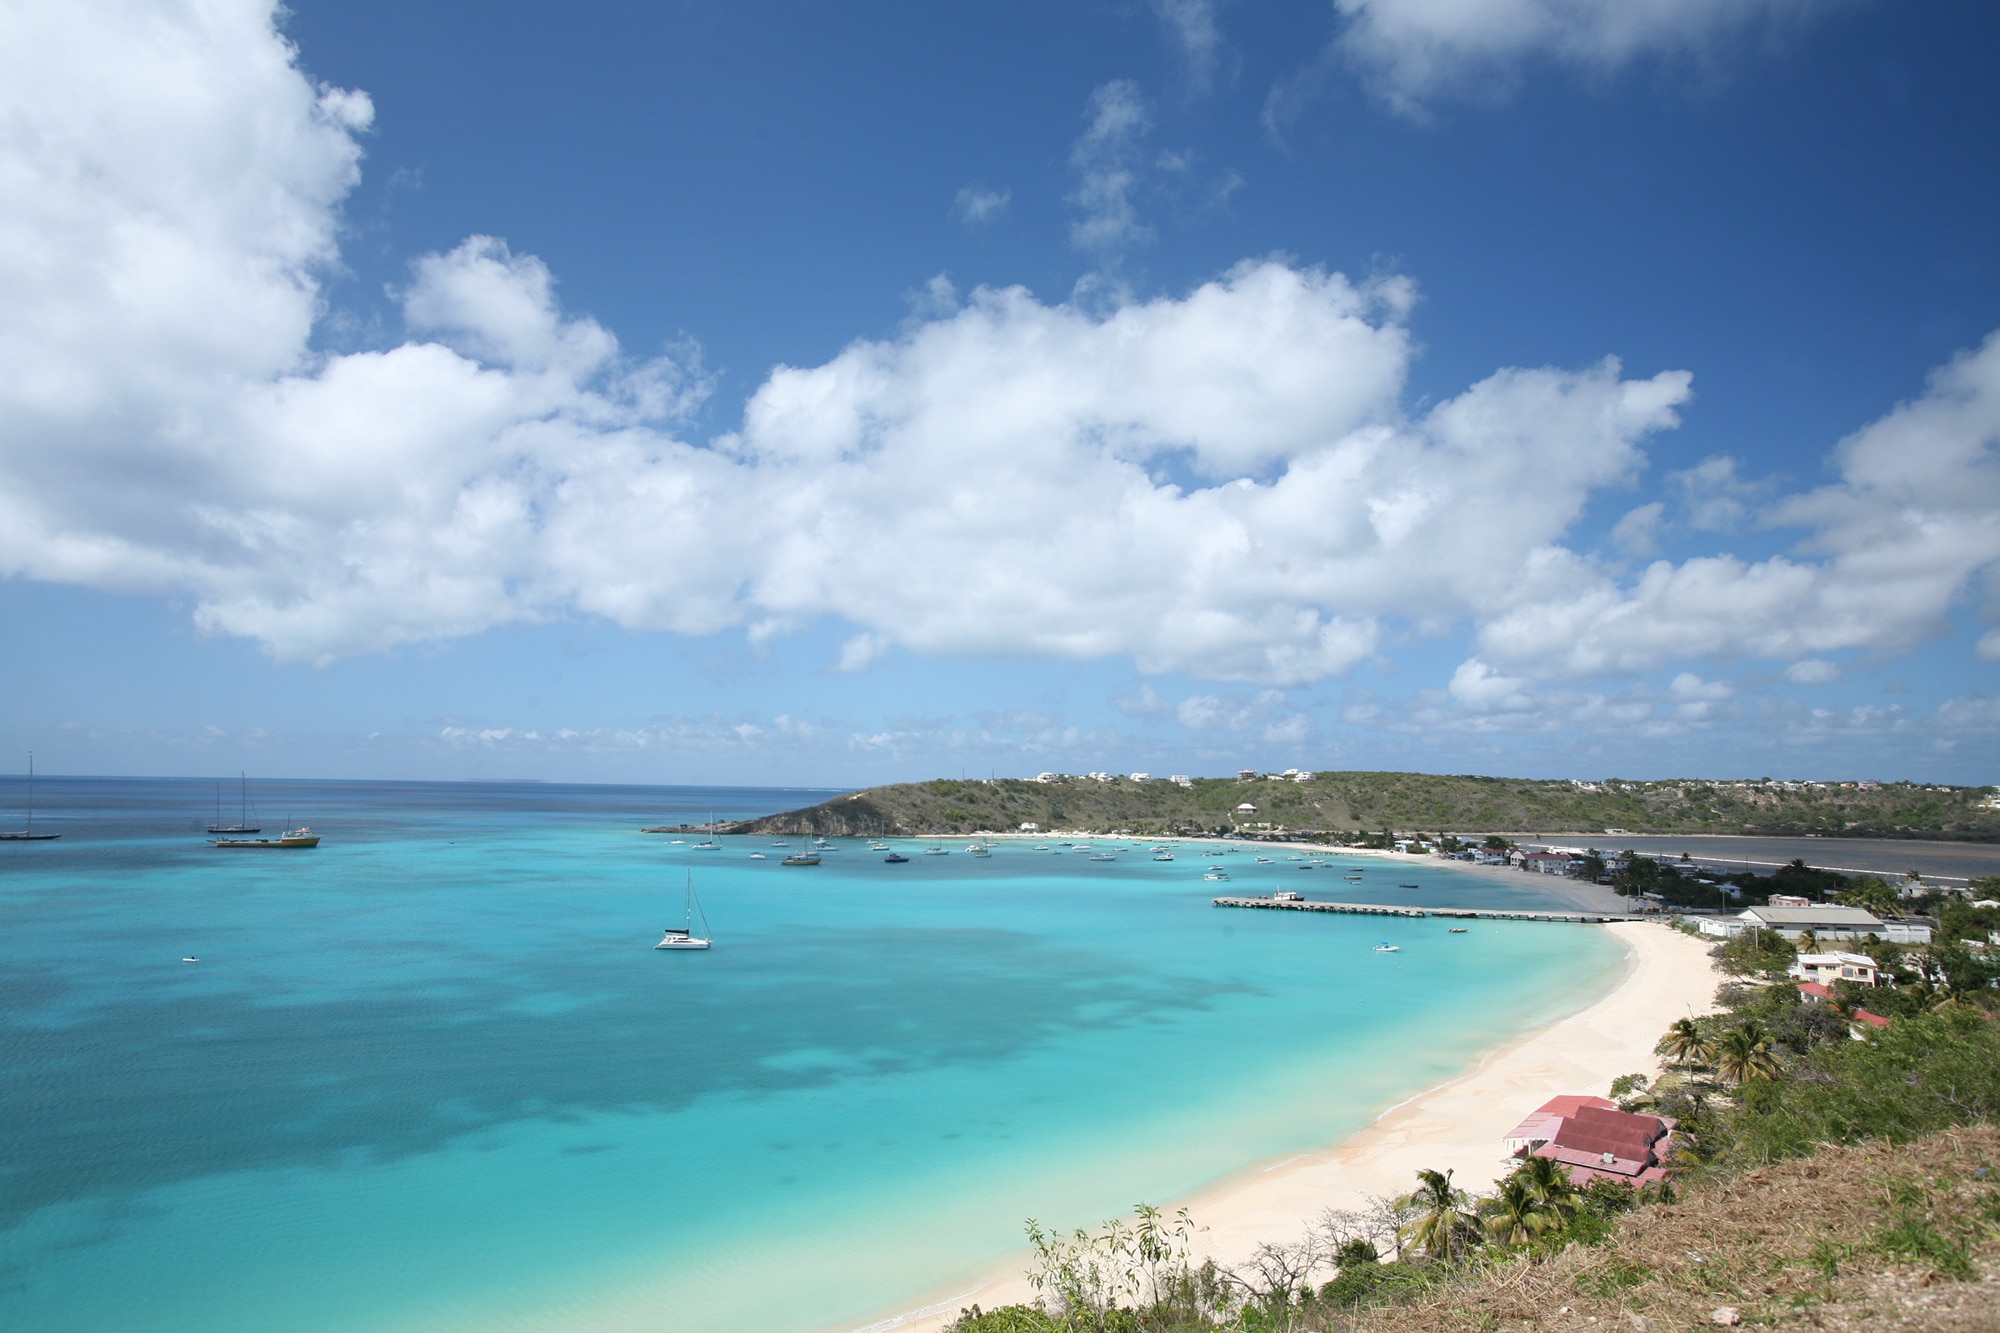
(1212, 896, 1643, 924)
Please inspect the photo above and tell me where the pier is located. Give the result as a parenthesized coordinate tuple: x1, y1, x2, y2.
(1212, 896, 1644, 924)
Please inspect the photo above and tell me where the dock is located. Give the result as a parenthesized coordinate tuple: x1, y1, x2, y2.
(1212, 896, 1644, 924)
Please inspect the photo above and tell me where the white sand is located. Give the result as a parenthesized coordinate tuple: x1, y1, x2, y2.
(844, 919, 1719, 1333)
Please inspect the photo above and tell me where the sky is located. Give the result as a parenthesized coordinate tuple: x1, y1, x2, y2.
(2, 0, 1998, 787)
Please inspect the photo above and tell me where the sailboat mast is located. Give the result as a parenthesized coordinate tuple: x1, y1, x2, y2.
(25, 752, 32, 834)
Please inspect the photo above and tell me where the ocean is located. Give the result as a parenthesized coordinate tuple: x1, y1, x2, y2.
(0, 778, 1624, 1331)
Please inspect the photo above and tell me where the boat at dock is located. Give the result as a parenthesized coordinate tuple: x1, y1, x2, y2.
(212, 826, 320, 849)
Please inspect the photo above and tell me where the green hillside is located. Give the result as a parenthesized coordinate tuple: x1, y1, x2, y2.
(720, 772, 2000, 841)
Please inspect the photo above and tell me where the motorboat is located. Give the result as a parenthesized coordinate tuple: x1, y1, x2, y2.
(1272, 891, 1304, 901)
(1152, 852, 1174, 861)
(1373, 942, 1400, 953)
(212, 826, 319, 849)
(749, 852, 766, 859)
(1202, 868, 1229, 881)
(1449, 927, 1468, 934)
(884, 852, 910, 863)
(656, 872, 712, 950)
(1088, 852, 1115, 861)
(1399, 882, 1420, 888)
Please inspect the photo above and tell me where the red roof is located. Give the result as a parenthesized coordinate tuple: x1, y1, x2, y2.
(1797, 982, 1834, 1001)
(1853, 1009, 1891, 1029)
(1510, 1097, 1676, 1188)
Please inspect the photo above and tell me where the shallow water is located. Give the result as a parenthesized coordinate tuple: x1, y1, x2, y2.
(0, 780, 1622, 1331)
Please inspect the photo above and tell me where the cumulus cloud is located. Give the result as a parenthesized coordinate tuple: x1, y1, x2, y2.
(1329, 0, 1828, 113)
(1473, 331, 2000, 681)
(6, 0, 1994, 725)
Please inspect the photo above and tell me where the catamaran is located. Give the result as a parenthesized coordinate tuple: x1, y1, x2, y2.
(207, 772, 260, 835)
(656, 872, 712, 950)
(1, 752, 59, 841)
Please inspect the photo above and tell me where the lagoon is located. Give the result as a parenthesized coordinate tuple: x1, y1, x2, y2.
(0, 779, 1622, 1332)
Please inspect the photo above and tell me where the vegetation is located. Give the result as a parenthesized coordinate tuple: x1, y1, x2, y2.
(723, 773, 2000, 840)
(947, 926, 2000, 1332)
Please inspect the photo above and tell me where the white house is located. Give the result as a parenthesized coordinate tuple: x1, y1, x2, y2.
(1018, 822, 1040, 832)
(1695, 905, 1886, 941)
(1790, 951, 1879, 987)
(1235, 802, 1258, 814)
(1129, 773, 1151, 782)
(1170, 775, 1193, 787)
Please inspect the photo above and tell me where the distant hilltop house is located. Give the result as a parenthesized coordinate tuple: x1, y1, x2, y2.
(1502, 1095, 1678, 1188)
(1035, 772, 1060, 783)
(1235, 802, 1257, 814)
(1129, 772, 1151, 782)
(1791, 951, 1879, 987)
(1238, 769, 1258, 781)
(1696, 905, 1934, 944)
(1170, 775, 1193, 787)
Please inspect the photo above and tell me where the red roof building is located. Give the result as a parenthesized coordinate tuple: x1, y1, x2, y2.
(1502, 1095, 1678, 1188)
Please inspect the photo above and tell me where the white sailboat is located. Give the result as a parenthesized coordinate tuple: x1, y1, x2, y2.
(1, 752, 59, 841)
(656, 872, 713, 950)
(691, 812, 719, 850)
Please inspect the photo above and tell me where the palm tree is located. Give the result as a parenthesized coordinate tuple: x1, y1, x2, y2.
(1714, 1021, 1783, 1086)
(1513, 1153, 1582, 1220)
(1478, 1175, 1555, 1247)
(1395, 1168, 1481, 1262)
(1656, 1017, 1713, 1073)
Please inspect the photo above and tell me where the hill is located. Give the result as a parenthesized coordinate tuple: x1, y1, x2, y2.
(723, 772, 2000, 841)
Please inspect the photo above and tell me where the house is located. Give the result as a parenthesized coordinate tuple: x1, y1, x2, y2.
(1293, 771, 1315, 782)
(1768, 893, 1812, 908)
(1128, 773, 1151, 782)
(1695, 904, 1886, 941)
(1790, 951, 1878, 987)
(1170, 774, 1193, 787)
(1238, 769, 1259, 780)
(1235, 802, 1258, 814)
(1501, 1095, 1678, 1188)
(1521, 851, 1574, 875)
(1018, 822, 1040, 832)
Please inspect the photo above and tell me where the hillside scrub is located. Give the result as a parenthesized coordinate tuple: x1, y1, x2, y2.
(725, 774, 2000, 841)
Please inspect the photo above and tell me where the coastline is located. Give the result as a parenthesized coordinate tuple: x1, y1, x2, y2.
(838, 919, 1718, 1333)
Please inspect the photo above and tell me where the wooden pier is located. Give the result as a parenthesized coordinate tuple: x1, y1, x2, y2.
(1212, 896, 1643, 924)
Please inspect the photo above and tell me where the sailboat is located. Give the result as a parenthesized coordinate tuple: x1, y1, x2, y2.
(655, 872, 712, 950)
(207, 772, 260, 835)
(691, 812, 719, 850)
(1, 752, 59, 841)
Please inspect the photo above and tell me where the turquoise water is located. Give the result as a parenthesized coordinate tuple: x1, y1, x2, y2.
(0, 780, 1623, 1331)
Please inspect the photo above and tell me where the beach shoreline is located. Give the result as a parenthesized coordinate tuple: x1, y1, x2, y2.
(834, 918, 1718, 1333)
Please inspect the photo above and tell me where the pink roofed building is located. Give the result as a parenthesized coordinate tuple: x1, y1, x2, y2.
(1502, 1095, 1678, 1188)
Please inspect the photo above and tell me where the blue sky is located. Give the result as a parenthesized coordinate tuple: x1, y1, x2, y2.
(2, 0, 1998, 786)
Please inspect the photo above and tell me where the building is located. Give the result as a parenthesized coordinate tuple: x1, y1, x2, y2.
(1521, 851, 1574, 875)
(1886, 916, 1936, 944)
(1128, 772, 1150, 782)
(1501, 1095, 1678, 1188)
(1791, 951, 1879, 987)
(1018, 822, 1040, 832)
(1235, 802, 1258, 815)
(1238, 769, 1259, 781)
(1170, 774, 1192, 787)
(1695, 904, 1886, 941)
(1768, 893, 1812, 908)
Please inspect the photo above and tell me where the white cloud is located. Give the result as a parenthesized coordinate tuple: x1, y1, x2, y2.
(1473, 331, 2000, 680)
(1785, 658, 1840, 684)
(1610, 501, 1664, 556)
(1068, 81, 1154, 254)
(1668, 454, 1763, 532)
(10, 0, 1994, 728)
(951, 184, 1011, 226)
(1152, 0, 1227, 91)
(1330, 0, 1827, 113)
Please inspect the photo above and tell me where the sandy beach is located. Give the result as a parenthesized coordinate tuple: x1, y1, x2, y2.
(845, 917, 1718, 1333)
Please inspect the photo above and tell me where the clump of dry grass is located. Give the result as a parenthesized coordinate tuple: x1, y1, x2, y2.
(1345, 1127, 2000, 1333)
